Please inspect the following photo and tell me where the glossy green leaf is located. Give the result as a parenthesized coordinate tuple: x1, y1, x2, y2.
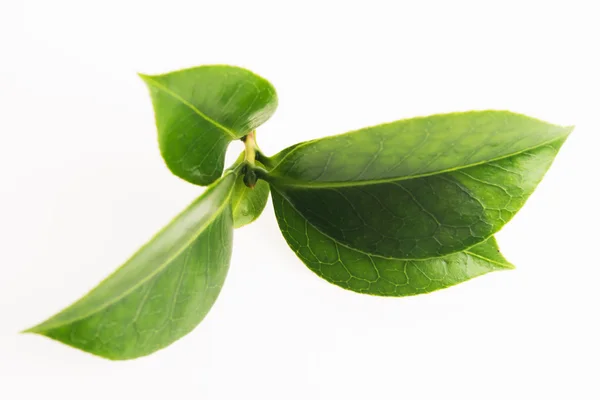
(273, 188, 513, 296)
(232, 170, 270, 229)
(227, 153, 270, 228)
(267, 111, 572, 259)
(140, 65, 277, 186)
(24, 173, 237, 360)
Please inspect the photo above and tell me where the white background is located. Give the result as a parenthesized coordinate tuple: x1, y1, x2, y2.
(1, 1, 599, 399)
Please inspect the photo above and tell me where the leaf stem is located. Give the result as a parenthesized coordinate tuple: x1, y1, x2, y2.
(255, 151, 275, 169)
(242, 131, 259, 188)
(243, 130, 258, 166)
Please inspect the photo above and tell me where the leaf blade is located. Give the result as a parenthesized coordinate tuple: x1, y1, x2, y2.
(141, 65, 278, 186)
(270, 110, 572, 185)
(272, 188, 513, 296)
(269, 111, 571, 259)
(232, 173, 270, 229)
(25, 173, 236, 360)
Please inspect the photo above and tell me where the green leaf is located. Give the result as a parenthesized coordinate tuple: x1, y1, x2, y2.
(24, 173, 237, 360)
(232, 169, 270, 229)
(227, 152, 270, 229)
(267, 111, 572, 259)
(272, 188, 514, 296)
(140, 65, 278, 186)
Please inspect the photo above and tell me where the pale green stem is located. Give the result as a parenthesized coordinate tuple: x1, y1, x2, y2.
(244, 130, 257, 166)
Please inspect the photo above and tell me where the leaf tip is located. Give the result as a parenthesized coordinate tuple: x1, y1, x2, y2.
(503, 261, 517, 270)
(137, 72, 153, 84)
(21, 317, 55, 335)
(565, 124, 576, 135)
(20, 325, 42, 335)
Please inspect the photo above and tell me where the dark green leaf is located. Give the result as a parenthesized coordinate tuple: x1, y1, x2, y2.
(24, 173, 237, 360)
(273, 188, 513, 296)
(268, 111, 572, 259)
(140, 65, 277, 186)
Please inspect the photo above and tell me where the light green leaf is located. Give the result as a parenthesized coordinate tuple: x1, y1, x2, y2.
(227, 153, 270, 229)
(232, 170, 270, 229)
(267, 111, 572, 259)
(273, 188, 513, 296)
(140, 65, 277, 186)
(24, 173, 237, 360)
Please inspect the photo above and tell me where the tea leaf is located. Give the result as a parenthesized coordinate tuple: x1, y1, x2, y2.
(268, 111, 571, 259)
(273, 188, 513, 296)
(232, 171, 270, 229)
(140, 65, 277, 185)
(24, 173, 237, 360)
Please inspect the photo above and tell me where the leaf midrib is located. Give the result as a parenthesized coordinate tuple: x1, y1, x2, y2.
(268, 132, 571, 189)
(141, 74, 238, 140)
(273, 187, 512, 268)
(28, 174, 236, 333)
